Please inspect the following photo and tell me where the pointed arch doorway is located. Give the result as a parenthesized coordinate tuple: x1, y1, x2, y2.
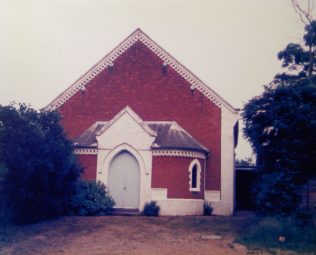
(108, 151, 140, 209)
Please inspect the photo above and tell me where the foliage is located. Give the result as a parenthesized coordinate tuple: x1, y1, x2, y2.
(68, 180, 114, 216)
(0, 165, 9, 224)
(142, 201, 160, 216)
(244, 79, 316, 215)
(243, 82, 316, 181)
(240, 214, 316, 252)
(277, 20, 316, 80)
(203, 202, 213, 216)
(0, 103, 82, 224)
(0, 165, 8, 184)
(242, 20, 316, 215)
(252, 172, 303, 216)
(235, 157, 255, 168)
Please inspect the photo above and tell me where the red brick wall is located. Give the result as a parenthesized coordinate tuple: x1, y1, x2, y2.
(152, 156, 204, 199)
(77, 155, 97, 180)
(59, 41, 221, 190)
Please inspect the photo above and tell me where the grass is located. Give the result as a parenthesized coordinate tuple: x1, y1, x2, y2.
(237, 213, 316, 253)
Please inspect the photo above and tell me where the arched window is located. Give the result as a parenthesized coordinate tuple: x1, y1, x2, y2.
(189, 159, 201, 191)
(191, 165, 197, 188)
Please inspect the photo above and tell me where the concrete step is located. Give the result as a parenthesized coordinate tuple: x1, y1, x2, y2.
(110, 208, 140, 216)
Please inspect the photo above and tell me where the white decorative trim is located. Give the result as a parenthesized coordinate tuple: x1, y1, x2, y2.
(188, 159, 201, 192)
(153, 150, 206, 159)
(74, 148, 98, 155)
(45, 29, 237, 113)
(75, 148, 206, 159)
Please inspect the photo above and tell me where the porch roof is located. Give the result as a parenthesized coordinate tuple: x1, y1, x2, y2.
(73, 121, 208, 154)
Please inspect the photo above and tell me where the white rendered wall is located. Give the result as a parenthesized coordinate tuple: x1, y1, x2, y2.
(97, 111, 155, 150)
(205, 106, 238, 215)
(151, 188, 203, 215)
(96, 110, 155, 211)
(158, 199, 204, 216)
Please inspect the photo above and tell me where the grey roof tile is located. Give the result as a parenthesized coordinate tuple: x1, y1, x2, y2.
(74, 121, 208, 154)
(73, 121, 107, 148)
(147, 122, 208, 153)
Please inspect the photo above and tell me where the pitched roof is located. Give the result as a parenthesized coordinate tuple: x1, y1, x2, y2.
(147, 122, 208, 153)
(74, 120, 208, 154)
(45, 28, 238, 114)
(73, 121, 107, 148)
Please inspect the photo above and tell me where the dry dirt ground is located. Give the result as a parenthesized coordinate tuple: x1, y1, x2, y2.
(0, 215, 293, 255)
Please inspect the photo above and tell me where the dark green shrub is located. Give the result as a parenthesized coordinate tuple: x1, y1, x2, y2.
(68, 180, 114, 216)
(0, 165, 8, 224)
(0, 104, 82, 224)
(142, 201, 160, 216)
(294, 208, 313, 226)
(203, 202, 213, 216)
(252, 171, 302, 216)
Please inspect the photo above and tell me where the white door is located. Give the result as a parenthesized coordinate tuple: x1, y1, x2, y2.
(108, 151, 140, 208)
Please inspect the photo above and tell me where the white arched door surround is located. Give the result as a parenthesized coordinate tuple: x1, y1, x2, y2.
(98, 143, 147, 211)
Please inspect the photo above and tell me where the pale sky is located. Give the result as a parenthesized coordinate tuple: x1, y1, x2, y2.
(0, 0, 313, 159)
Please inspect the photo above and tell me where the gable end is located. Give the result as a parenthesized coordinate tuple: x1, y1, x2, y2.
(45, 29, 238, 114)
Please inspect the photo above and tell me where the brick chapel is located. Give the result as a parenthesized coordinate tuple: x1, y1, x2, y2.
(46, 29, 239, 215)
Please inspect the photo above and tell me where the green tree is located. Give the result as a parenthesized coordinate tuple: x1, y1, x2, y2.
(0, 104, 82, 224)
(235, 157, 255, 168)
(276, 20, 316, 81)
(242, 20, 316, 215)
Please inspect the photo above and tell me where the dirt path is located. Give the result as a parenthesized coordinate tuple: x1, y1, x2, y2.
(0, 216, 259, 255)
